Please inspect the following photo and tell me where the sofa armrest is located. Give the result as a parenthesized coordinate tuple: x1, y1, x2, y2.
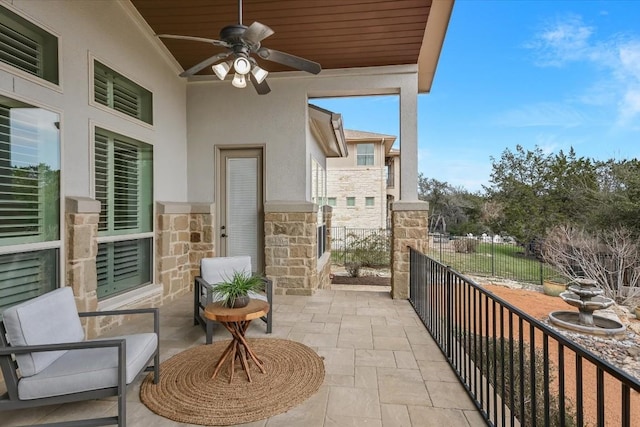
(78, 308, 159, 336)
(0, 338, 125, 356)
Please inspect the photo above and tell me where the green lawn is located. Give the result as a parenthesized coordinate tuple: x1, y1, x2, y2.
(426, 241, 561, 285)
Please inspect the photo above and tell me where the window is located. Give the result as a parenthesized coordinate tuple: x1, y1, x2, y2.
(357, 143, 374, 166)
(94, 61, 153, 124)
(94, 128, 153, 299)
(346, 197, 355, 207)
(0, 5, 58, 84)
(0, 95, 60, 311)
(365, 197, 375, 207)
(328, 197, 336, 207)
(311, 158, 327, 257)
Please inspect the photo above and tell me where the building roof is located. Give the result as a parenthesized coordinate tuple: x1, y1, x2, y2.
(344, 129, 397, 153)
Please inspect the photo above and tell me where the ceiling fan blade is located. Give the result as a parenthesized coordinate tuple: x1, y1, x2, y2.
(243, 21, 274, 45)
(249, 73, 271, 95)
(157, 34, 229, 48)
(257, 48, 321, 74)
(180, 52, 230, 77)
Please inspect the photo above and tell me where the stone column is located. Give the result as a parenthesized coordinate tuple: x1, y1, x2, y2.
(65, 196, 100, 334)
(391, 201, 429, 299)
(264, 201, 318, 295)
(156, 202, 214, 302)
(317, 205, 333, 290)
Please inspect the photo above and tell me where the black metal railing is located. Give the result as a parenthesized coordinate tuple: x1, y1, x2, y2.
(409, 247, 640, 427)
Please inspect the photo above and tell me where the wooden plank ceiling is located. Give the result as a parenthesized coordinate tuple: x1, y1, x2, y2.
(131, 0, 432, 75)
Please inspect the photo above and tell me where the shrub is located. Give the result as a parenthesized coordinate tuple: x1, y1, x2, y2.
(452, 238, 479, 253)
(345, 262, 362, 277)
(464, 333, 577, 426)
(345, 230, 390, 267)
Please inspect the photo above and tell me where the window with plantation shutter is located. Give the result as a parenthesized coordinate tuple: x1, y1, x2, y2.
(0, 94, 60, 312)
(93, 61, 152, 124)
(94, 128, 153, 299)
(0, 5, 58, 84)
(0, 249, 57, 313)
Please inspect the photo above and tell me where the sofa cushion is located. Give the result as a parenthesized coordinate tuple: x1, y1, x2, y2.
(17, 332, 157, 400)
(3, 287, 85, 377)
(201, 256, 252, 285)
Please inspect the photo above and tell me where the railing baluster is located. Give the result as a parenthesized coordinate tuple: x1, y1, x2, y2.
(406, 246, 640, 427)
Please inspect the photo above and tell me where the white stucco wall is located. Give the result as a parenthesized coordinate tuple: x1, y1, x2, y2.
(0, 0, 188, 201)
(187, 66, 419, 205)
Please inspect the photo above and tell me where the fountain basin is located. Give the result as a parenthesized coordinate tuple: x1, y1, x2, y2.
(548, 311, 625, 336)
(559, 292, 615, 311)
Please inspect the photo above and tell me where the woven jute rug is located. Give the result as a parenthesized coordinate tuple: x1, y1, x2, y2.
(140, 338, 325, 426)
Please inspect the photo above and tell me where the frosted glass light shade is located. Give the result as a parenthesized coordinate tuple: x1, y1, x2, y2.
(212, 61, 231, 80)
(251, 65, 268, 84)
(232, 73, 247, 88)
(233, 57, 251, 75)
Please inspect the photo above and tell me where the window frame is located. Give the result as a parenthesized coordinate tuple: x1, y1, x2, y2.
(365, 197, 375, 207)
(0, 92, 63, 311)
(356, 143, 374, 166)
(328, 197, 337, 207)
(0, 4, 61, 91)
(346, 197, 356, 207)
(90, 57, 153, 126)
(92, 126, 154, 300)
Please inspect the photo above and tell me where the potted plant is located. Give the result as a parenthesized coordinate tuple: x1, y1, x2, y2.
(542, 279, 568, 297)
(211, 271, 264, 308)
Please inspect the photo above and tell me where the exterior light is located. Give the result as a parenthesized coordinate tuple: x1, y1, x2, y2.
(212, 61, 231, 80)
(232, 72, 247, 88)
(233, 57, 251, 75)
(251, 65, 268, 84)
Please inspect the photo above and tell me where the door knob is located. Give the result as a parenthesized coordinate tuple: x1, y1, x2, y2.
(221, 233, 228, 238)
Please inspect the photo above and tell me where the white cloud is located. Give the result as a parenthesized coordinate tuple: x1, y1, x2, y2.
(525, 15, 640, 126)
(526, 15, 594, 67)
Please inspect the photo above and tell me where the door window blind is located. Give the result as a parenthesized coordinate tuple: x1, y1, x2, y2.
(228, 158, 258, 272)
(0, 249, 57, 313)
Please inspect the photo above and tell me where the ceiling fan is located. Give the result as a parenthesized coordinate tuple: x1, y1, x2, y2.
(157, 0, 321, 95)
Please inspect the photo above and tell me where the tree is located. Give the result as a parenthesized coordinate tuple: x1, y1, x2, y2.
(418, 174, 485, 235)
(484, 145, 598, 246)
(543, 225, 640, 305)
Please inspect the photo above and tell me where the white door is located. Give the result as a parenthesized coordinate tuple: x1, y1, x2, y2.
(218, 148, 264, 273)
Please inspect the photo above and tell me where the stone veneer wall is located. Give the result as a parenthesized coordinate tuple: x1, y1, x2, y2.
(326, 167, 386, 228)
(265, 201, 320, 296)
(156, 202, 214, 303)
(65, 197, 100, 336)
(390, 201, 429, 299)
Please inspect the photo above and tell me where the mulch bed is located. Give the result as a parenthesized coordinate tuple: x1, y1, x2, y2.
(331, 275, 391, 286)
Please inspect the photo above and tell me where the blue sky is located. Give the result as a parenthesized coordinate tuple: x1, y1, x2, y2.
(312, 1, 640, 193)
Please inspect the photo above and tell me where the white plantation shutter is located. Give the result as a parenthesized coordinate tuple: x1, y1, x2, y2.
(93, 61, 152, 124)
(113, 138, 139, 231)
(0, 249, 57, 313)
(227, 158, 258, 271)
(94, 132, 109, 231)
(94, 128, 152, 299)
(0, 21, 41, 77)
(0, 106, 40, 242)
(0, 6, 58, 84)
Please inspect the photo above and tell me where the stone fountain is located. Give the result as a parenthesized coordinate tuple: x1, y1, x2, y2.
(548, 278, 625, 336)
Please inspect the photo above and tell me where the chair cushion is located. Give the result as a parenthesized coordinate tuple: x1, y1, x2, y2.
(3, 287, 85, 377)
(17, 332, 157, 400)
(201, 256, 252, 285)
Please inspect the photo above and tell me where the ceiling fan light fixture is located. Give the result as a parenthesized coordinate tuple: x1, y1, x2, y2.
(233, 56, 251, 75)
(232, 72, 247, 88)
(212, 61, 231, 80)
(251, 65, 268, 84)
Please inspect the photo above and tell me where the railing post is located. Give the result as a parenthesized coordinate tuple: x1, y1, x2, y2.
(446, 265, 452, 359)
(491, 238, 495, 277)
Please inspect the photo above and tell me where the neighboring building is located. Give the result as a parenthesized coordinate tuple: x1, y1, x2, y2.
(0, 0, 451, 328)
(327, 129, 400, 229)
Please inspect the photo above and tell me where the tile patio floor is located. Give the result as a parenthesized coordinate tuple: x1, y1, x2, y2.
(3, 286, 486, 426)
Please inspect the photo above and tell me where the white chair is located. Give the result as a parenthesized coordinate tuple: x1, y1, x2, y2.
(0, 287, 159, 426)
(194, 256, 272, 344)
